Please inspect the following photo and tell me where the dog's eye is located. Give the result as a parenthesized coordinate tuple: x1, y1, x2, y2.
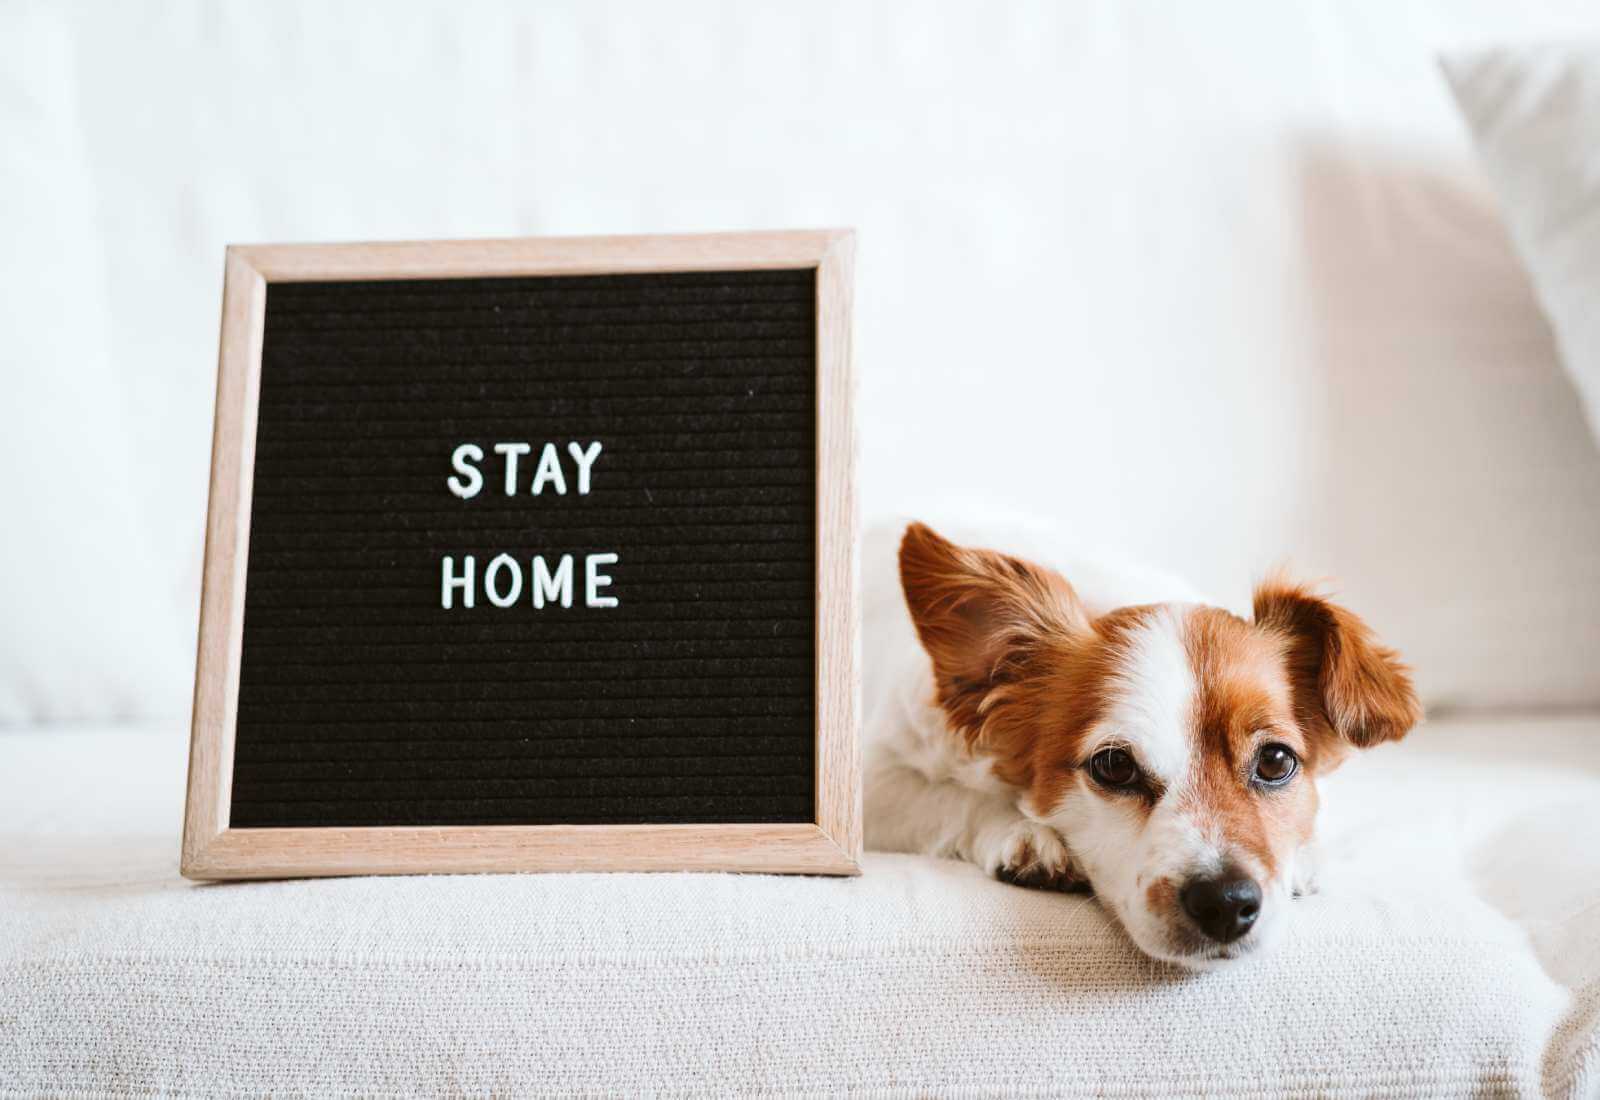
(1089, 747, 1142, 788)
(1253, 744, 1299, 785)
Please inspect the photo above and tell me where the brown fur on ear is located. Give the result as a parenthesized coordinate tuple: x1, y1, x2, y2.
(1252, 577, 1422, 752)
(898, 522, 1089, 745)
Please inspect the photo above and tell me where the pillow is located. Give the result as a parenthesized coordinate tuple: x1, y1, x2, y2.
(1443, 42, 1600, 440)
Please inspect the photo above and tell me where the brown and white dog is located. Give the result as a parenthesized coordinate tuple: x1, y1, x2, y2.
(863, 520, 1421, 968)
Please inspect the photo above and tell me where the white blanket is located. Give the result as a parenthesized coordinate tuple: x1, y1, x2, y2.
(3, 719, 1599, 1096)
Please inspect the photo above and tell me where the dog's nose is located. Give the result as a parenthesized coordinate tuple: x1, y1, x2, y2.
(1180, 872, 1262, 943)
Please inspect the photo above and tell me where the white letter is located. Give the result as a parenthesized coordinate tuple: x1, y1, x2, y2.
(585, 552, 619, 608)
(493, 442, 532, 496)
(441, 554, 475, 609)
(484, 553, 523, 608)
(566, 440, 602, 495)
(447, 444, 483, 500)
(530, 442, 567, 495)
(531, 554, 574, 609)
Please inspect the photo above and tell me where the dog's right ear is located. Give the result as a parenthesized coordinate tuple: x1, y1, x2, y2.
(898, 522, 1089, 736)
(1252, 577, 1422, 754)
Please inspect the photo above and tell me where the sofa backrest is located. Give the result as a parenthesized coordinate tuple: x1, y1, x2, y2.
(6, 0, 1600, 721)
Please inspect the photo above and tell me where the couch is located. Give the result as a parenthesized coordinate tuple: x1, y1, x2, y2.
(5, 718, 1599, 1095)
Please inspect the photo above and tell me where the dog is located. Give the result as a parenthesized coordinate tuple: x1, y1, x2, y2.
(862, 519, 1421, 968)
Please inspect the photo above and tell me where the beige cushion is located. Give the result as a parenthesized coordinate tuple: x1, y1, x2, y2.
(4, 720, 1599, 1096)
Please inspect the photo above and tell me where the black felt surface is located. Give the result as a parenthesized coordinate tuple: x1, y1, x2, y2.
(230, 269, 817, 827)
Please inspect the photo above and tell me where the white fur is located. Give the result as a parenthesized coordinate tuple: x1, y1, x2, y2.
(1092, 606, 1195, 785)
(862, 518, 1306, 968)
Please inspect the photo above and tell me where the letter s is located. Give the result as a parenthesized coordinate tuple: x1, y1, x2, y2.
(447, 443, 484, 500)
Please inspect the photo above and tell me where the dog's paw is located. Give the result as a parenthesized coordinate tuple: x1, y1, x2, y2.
(1290, 843, 1321, 898)
(988, 820, 1091, 894)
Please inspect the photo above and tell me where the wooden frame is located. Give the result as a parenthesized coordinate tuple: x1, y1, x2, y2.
(181, 230, 859, 880)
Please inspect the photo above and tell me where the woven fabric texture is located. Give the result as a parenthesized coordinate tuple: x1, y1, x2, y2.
(3, 720, 1599, 1097)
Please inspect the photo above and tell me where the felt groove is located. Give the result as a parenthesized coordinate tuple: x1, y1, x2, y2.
(253, 360, 817, 383)
(233, 703, 816, 720)
(234, 762, 815, 784)
(265, 305, 815, 330)
(234, 741, 814, 761)
(245, 556, 814, 578)
(238, 696, 814, 718)
(266, 270, 808, 299)
(240, 659, 815, 684)
(237, 677, 814, 702)
(234, 740, 812, 758)
(267, 305, 819, 325)
(254, 436, 813, 457)
(238, 623, 813, 643)
(243, 471, 812, 490)
(231, 716, 813, 738)
(259, 345, 817, 371)
(239, 607, 812, 621)
(247, 418, 816, 440)
(231, 268, 817, 829)
(228, 797, 815, 816)
(249, 461, 815, 481)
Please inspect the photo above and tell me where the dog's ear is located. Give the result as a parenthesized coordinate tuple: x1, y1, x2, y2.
(1253, 577, 1422, 752)
(898, 522, 1089, 737)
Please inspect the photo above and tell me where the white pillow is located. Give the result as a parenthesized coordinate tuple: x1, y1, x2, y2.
(1443, 42, 1600, 440)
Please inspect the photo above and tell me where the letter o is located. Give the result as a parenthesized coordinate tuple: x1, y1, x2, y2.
(484, 553, 524, 608)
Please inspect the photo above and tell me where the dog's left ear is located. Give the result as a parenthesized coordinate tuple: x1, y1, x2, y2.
(898, 522, 1089, 742)
(1253, 578, 1422, 751)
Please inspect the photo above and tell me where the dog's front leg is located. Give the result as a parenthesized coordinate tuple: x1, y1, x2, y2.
(865, 758, 1089, 892)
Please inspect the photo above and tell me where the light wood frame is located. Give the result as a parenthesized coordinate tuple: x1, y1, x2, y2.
(181, 230, 859, 880)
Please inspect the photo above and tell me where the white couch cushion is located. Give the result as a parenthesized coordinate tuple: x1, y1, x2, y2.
(3, 719, 1598, 1096)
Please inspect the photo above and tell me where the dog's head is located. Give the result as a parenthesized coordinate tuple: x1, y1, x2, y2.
(898, 522, 1421, 967)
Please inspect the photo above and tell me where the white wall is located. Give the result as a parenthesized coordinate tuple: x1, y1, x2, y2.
(5, 0, 1600, 721)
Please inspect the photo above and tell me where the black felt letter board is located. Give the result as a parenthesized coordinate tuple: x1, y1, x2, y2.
(230, 269, 818, 828)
